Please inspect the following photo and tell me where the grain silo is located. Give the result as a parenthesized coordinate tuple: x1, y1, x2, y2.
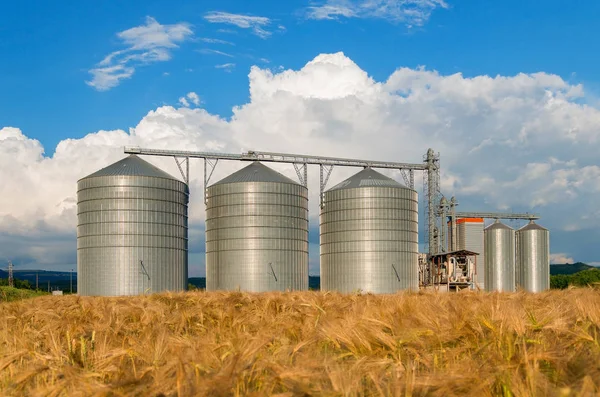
(516, 221, 550, 292)
(77, 155, 189, 296)
(452, 218, 485, 290)
(320, 168, 418, 293)
(484, 220, 515, 292)
(205, 161, 308, 292)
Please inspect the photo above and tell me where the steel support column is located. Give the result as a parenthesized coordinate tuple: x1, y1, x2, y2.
(319, 164, 334, 208)
(293, 163, 308, 187)
(174, 157, 189, 185)
(204, 158, 219, 204)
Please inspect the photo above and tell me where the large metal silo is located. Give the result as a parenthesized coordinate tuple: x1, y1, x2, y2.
(205, 161, 308, 292)
(484, 220, 515, 292)
(516, 221, 550, 292)
(320, 168, 418, 293)
(77, 155, 189, 296)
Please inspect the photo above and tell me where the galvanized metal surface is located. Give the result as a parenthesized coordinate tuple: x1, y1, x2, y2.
(484, 220, 515, 292)
(85, 154, 178, 179)
(320, 168, 419, 293)
(206, 162, 309, 292)
(454, 220, 485, 290)
(77, 155, 189, 296)
(516, 221, 550, 292)
(214, 161, 300, 184)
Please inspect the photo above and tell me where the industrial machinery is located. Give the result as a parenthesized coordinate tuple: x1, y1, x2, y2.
(422, 197, 543, 291)
(77, 155, 189, 296)
(205, 161, 309, 292)
(428, 250, 479, 291)
(484, 220, 516, 292)
(320, 168, 419, 293)
(516, 221, 550, 292)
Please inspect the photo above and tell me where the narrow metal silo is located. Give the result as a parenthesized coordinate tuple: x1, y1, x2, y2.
(516, 221, 550, 292)
(77, 155, 189, 296)
(484, 220, 515, 292)
(205, 161, 308, 292)
(320, 168, 418, 293)
(453, 218, 485, 290)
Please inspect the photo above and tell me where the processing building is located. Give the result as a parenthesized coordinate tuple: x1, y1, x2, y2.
(449, 218, 485, 290)
(77, 155, 189, 296)
(205, 161, 309, 292)
(320, 168, 419, 293)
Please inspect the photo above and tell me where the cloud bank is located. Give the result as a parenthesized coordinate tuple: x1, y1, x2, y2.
(3, 52, 600, 274)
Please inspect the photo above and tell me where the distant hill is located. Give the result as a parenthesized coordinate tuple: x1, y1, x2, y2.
(13, 269, 76, 280)
(4, 265, 592, 292)
(550, 262, 594, 275)
(188, 277, 206, 289)
(1, 270, 76, 292)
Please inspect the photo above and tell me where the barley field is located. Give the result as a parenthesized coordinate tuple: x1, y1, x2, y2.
(1, 289, 599, 396)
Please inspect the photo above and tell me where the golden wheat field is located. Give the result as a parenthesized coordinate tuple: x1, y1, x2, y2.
(1, 289, 600, 397)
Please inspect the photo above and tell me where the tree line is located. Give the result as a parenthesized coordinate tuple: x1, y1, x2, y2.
(0, 278, 33, 289)
(550, 269, 600, 289)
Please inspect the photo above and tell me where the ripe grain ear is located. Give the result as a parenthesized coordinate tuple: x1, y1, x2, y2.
(0, 290, 598, 395)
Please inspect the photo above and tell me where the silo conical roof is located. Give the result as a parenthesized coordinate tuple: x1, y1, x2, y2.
(327, 167, 408, 191)
(81, 154, 180, 181)
(212, 161, 299, 185)
(518, 220, 548, 231)
(485, 219, 513, 231)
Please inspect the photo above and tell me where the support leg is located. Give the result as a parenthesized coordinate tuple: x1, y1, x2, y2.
(204, 158, 219, 204)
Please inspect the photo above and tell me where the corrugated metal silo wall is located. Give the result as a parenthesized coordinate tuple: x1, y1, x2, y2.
(457, 221, 485, 289)
(484, 226, 515, 292)
(205, 182, 309, 291)
(320, 186, 419, 293)
(77, 176, 189, 296)
(516, 228, 550, 292)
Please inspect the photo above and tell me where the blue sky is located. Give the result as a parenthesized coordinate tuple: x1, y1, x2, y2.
(2, 0, 600, 275)
(2, 0, 599, 153)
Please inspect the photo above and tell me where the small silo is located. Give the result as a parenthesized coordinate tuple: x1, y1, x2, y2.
(205, 161, 308, 292)
(484, 220, 515, 292)
(516, 221, 550, 292)
(77, 155, 189, 296)
(320, 168, 418, 293)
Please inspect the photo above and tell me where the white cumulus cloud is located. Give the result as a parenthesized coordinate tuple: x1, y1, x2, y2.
(4, 52, 600, 274)
(87, 17, 193, 91)
(550, 253, 575, 264)
(178, 97, 190, 107)
(187, 92, 201, 106)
